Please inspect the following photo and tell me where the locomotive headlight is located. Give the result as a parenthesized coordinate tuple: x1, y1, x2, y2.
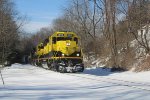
(66, 43, 70, 46)
(62, 53, 65, 56)
(77, 54, 80, 56)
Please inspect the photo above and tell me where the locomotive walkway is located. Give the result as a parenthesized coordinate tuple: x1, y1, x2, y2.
(0, 64, 150, 100)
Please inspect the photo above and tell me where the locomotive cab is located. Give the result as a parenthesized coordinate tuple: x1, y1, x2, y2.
(51, 32, 81, 57)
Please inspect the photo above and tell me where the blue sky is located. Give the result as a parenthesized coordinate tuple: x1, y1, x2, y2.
(14, 0, 68, 33)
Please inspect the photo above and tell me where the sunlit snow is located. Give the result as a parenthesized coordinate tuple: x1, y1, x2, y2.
(0, 64, 150, 100)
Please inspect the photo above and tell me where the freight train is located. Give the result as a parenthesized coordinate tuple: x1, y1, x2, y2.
(31, 31, 84, 73)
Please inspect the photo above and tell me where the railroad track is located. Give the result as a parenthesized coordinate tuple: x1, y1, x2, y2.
(35, 65, 150, 91)
(66, 73, 150, 92)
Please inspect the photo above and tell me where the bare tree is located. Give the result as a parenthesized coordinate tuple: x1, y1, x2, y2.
(0, 0, 23, 65)
(128, 0, 150, 54)
(101, 0, 119, 68)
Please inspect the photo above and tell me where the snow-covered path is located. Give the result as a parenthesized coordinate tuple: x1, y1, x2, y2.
(0, 64, 150, 100)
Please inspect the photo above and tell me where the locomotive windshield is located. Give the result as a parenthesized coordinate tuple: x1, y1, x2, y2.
(57, 37, 72, 41)
(67, 34, 73, 37)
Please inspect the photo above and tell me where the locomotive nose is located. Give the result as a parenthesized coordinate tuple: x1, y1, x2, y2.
(66, 42, 70, 46)
(65, 40, 75, 55)
(66, 40, 71, 46)
(57, 40, 77, 56)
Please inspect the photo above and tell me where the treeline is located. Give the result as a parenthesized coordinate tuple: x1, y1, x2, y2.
(0, 0, 25, 65)
(1, 0, 150, 71)
(26, 0, 150, 71)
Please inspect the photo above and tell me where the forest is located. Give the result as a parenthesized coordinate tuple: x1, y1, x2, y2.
(0, 0, 150, 72)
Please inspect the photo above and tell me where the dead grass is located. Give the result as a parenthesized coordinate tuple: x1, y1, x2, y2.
(135, 55, 150, 72)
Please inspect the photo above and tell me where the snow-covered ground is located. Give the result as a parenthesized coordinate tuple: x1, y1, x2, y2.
(0, 64, 150, 100)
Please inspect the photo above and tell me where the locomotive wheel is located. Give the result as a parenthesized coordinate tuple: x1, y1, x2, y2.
(79, 66, 84, 72)
(35, 61, 39, 67)
(38, 62, 43, 67)
(32, 61, 36, 66)
(47, 62, 52, 70)
(50, 62, 57, 71)
(58, 66, 66, 73)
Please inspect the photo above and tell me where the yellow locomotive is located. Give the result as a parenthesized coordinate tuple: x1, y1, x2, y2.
(32, 31, 84, 73)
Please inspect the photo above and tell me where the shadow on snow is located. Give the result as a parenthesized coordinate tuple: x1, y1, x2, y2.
(82, 67, 125, 76)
